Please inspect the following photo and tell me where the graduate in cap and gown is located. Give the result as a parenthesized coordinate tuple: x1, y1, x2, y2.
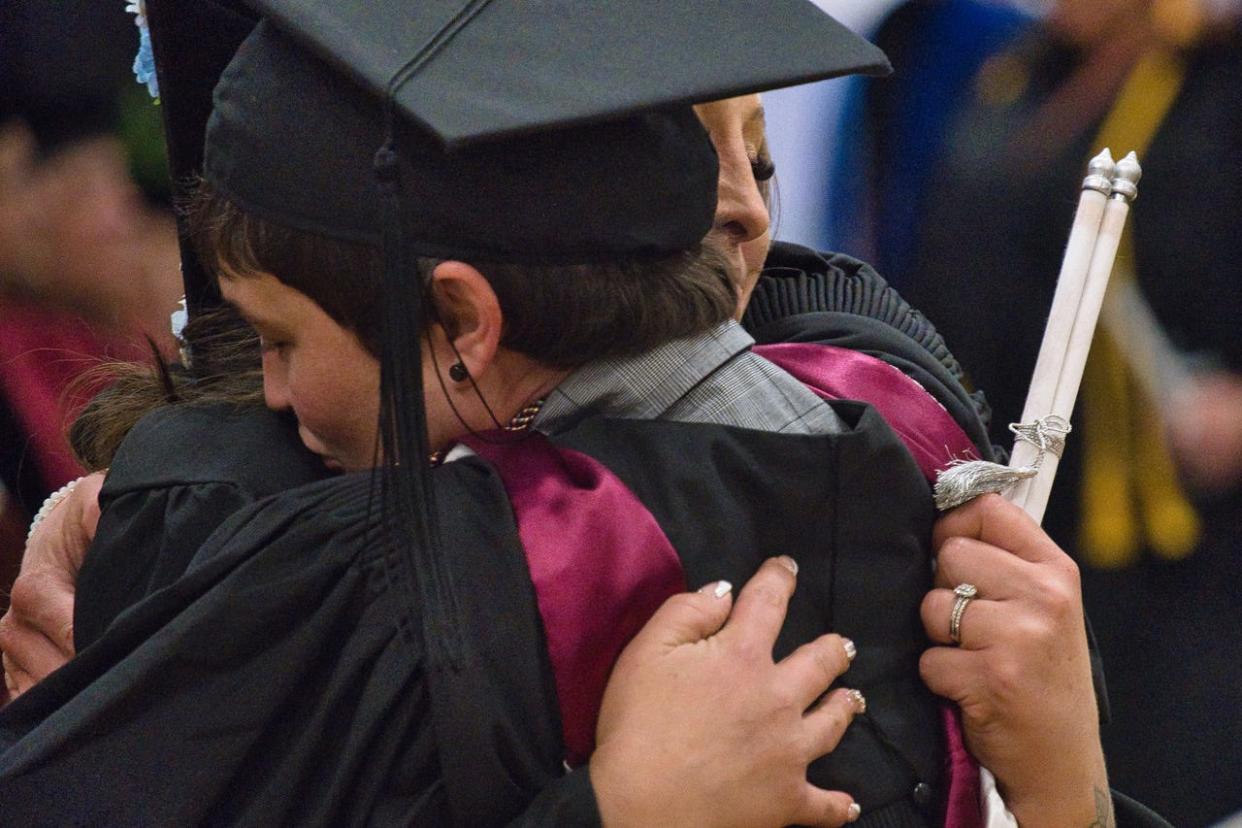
(0, 2, 930, 824)
(0, 2, 1170, 826)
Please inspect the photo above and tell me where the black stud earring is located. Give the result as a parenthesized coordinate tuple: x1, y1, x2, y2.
(448, 362, 470, 382)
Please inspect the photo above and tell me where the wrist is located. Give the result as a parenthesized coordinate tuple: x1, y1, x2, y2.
(1008, 787, 1112, 828)
(590, 741, 703, 828)
(589, 743, 645, 828)
(1002, 752, 1111, 827)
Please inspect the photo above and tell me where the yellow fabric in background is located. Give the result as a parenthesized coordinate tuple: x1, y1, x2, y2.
(1078, 46, 1200, 567)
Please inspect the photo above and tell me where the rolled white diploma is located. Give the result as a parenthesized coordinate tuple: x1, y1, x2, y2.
(1006, 150, 1115, 493)
(1011, 152, 1142, 522)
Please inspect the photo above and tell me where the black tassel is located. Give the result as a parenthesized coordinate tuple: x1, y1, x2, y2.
(373, 139, 464, 668)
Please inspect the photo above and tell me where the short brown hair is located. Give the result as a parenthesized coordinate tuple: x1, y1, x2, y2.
(186, 182, 736, 368)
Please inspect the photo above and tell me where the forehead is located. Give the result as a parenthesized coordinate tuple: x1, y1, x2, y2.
(218, 272, 310, 328)
(694, 95, 763, 123)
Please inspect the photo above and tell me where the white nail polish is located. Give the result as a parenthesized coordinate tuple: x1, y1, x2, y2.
(713, 580, 733, 599)
(847, 802, 862, 822)
(846, 688, 867, 714)
(777, 556, 798, 576)
(842, 638, 857, 661)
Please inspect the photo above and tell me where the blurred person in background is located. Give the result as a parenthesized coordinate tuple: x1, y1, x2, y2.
(829, 0, 1242, 823)
(0, 1, 182, 598)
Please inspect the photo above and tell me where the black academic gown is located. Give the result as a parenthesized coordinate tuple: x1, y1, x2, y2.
(0, 400, 945, 827)
(0, 245, 1166, 825)
(74, 404, 329, 649)
(0, 238, 1172, 824)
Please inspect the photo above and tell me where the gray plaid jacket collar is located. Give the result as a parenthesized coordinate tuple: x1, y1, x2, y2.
(533, 321, 843, 436)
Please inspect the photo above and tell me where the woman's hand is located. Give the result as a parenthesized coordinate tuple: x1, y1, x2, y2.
(920, 495, 1112, 827)
(591, 556, 865, 828)
(0, 472, 104, 701)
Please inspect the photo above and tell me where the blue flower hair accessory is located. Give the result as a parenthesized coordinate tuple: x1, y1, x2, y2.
(126, 1, 159, 100)
(170, 295, 188, 341)
(170, 295, 190, 365)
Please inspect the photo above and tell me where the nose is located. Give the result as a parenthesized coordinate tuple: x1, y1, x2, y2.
(714, 153, 770, 247)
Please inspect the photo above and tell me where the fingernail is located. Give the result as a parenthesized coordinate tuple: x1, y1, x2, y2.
(776, 555, 798, 576)
(846, 688, 867, 714)
(842, 637, 857, 662)
(713, 580, 733, 599)
(847, 802, 862, 822)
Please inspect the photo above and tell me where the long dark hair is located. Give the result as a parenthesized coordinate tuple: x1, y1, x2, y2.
(68, 306, 263, 471)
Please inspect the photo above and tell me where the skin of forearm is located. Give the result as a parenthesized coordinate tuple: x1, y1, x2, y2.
(1002, 749, 1113, 828)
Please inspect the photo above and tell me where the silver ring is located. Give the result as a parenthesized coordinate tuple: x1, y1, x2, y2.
(949, 583, 978, 645)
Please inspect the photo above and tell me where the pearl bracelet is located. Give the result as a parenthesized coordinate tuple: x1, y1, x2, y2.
(26, 477, 86, 545)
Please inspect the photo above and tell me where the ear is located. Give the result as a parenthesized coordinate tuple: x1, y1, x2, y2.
(429, 260, 503, 378)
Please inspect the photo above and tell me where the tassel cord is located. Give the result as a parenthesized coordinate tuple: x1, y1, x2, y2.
(934, 416, 1071, 511)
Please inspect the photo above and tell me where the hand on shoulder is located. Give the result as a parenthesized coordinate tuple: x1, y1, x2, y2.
(0, 471, 103, 700)
(592, 557, 865, 828)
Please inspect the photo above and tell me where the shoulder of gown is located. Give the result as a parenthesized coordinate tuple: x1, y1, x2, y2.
(76, 402, 330, 648)
(744, 240, 1000, 460)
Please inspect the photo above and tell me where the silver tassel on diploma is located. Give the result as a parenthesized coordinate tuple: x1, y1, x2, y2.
(932, 149, 1141, 520)
(934, 416, 1071, 511)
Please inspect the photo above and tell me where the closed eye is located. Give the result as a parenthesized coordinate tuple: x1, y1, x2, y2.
(259, 336, 289, 355)
(750, 155, 775, 182)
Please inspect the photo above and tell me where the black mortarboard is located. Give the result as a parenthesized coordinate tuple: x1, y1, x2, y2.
(146, 0, 890, 309)
(144, 0, 890, 666)
(205, 20, 722, 264)
(246, 0, 890, 150)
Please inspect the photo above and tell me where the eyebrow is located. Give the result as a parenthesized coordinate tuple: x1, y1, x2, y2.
(219, 294, 276, 331)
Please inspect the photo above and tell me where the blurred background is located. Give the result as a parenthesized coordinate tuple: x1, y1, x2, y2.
(1, 0, 1239, 823)
(766, 1, 1242, 824)
(0, 1, 181, 599)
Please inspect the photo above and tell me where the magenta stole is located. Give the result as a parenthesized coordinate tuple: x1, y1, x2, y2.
(462, 342, 983, 827)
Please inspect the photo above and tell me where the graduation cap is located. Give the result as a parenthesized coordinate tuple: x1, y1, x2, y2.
(147, 0, 889, 311)
(143, 0, 889, 666)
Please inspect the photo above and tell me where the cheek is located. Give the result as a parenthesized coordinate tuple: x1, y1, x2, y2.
(260, 350, 289, 404)
(282, 373, 331, 431)
(279, 357, 347, 428)
(303, 355, 381, 451)
(285, 377, 377, 470)
(740, 232, 772, 276)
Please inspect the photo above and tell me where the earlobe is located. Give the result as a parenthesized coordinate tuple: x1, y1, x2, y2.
(430, 260, 502, 377)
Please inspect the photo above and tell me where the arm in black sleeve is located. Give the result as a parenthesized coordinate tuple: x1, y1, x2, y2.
(505, 767, 602, 827)
(1114, 790, 1175, 828)
(73, 403, 327, 649)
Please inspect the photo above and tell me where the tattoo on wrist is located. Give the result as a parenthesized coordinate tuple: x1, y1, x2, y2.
(1087, 786, 1114, 828)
